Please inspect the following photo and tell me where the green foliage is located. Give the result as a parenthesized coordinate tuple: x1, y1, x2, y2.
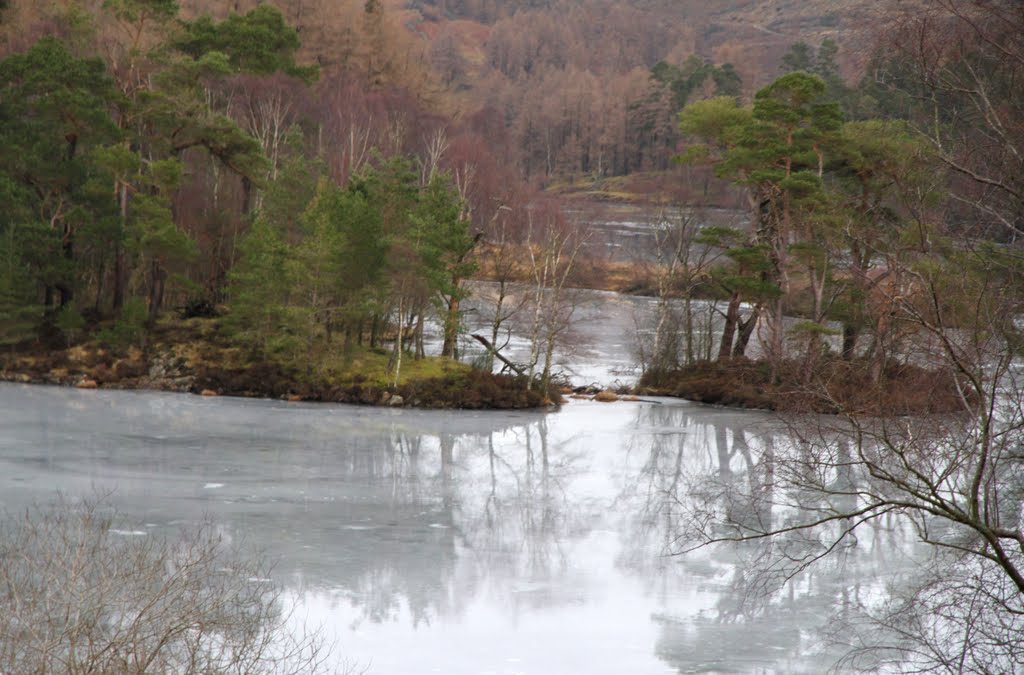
(411, 172, 476, 299)
(780, 42, 814, 74)
(225, 217, 302, 356)
(651, 56, 743, 110)
(260, 127, 324, 234)
(681, 72, 842, 198)
(97, 299, 147, 349)
(780, 38, 857, 117)
(0, 224, 44, 346)
(0, 37, 119, 244)
(678, 71, 853, 363)
(789, 320, 840, 337)
(226, 152, 475, 363)
(177, 4, 318, 82)
(677, 96, 750, 150)
(55, 302, 87, 346)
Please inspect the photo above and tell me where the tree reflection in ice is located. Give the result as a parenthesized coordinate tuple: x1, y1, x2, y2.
(0, 385, 935, 673)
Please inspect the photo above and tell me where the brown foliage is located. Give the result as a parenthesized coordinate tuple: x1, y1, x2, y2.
(640, 357, 972, 416)
(193, 361, 300, 398)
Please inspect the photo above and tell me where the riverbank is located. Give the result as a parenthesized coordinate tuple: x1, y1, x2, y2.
(637, 357, 971, 416)
(0, 317, 560, 410)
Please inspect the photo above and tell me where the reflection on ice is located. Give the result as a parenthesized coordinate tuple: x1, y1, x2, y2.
(0, 383, 926, 673)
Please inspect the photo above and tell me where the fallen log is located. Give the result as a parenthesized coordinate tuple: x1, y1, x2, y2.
(470, 334, 526, 377)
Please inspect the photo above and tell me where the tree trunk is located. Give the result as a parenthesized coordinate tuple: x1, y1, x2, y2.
(442, 294, 460, 359)
(58, 284, 73, 309)
(147, 259, 167, 326)
(487, 281, 508, 372)
(94, 259, 105, 314)
(768, 296, 785, 382)
(471, 334, 524, 376)
(391, 297, 404, 387)
(59, 228, 74, 308)
(415, 310, 425, 359)
(113, 183, 130, 313)
(683, 296, 695, 365)
(733, 306, 760, 359)
(717, 291, 741, 361)
(112, 244, 126, 313)
(841, 324, 859, 360)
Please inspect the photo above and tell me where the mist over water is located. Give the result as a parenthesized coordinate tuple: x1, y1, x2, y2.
(0, 379, 923, 673)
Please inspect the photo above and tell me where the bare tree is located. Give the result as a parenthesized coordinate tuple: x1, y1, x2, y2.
(635, 206, 725, 375)
(877, 0, 1024, 239)
(0, 496, 343, 674)
(523, 202, 588, 396)
(671, 236, 1024, 671)
(472, 202, 529, 373)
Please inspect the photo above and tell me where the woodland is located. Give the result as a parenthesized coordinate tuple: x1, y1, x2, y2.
(0, 0, 1020, 411)
(2, 1, 1024, 671)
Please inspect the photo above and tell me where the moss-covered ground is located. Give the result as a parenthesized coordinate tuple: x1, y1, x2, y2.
(0, 316, 559, 410)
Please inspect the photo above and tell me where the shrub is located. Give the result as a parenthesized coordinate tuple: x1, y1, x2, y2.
(0, 496, 334, 674)
(179, 297, 219, 319)
(55, 302, 87, 346)
(97, 299, 148, 350)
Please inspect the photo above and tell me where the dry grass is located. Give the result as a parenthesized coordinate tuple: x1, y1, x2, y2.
(639, 357, 972, 416)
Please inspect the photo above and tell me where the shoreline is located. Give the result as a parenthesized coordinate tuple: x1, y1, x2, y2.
(0, 325, 563, 411)
(0, 365, 559, 411)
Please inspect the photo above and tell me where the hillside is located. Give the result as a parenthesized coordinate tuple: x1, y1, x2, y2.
(403, 0, 883, 180)
(1, 0, 884, 187)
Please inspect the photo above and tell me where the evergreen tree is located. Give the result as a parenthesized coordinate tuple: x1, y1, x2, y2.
(0, 37, 119, 314)
(679, 73, 843, 374)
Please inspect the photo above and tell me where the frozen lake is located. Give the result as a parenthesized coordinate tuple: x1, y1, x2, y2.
(0, 383, 921, 673)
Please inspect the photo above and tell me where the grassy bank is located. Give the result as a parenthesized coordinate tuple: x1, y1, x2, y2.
(0, 316, 559, 410)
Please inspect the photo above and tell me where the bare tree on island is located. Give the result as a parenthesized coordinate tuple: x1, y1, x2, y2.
(523, 201, 589, 398)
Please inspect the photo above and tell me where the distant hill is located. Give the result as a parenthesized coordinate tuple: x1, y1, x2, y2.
(1, 0, 887, 184)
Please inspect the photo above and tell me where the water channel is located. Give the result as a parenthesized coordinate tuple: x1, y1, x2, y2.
(0, 378, 923, 673)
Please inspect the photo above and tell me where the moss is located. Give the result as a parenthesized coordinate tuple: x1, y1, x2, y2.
(2, 314, 557, 410)
(398, 371, 556, 409)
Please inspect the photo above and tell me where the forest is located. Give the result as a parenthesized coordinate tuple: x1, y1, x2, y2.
(0, 0, 1013, 414)
(0, 0, 1020, 409)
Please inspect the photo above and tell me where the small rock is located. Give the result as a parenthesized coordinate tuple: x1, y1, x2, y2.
(594, 390, 619, 402)
(379, 391, 392, 405)
(387, 394, 404, 407)
(170, 376, 195, 392)
(286, 393, 303, 402)
(200, 389, 218, 397)
(77, 378, 98, 389)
